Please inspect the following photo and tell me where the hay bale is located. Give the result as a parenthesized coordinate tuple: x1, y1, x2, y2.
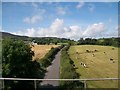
(86, 50, 89, 53)
(112, 48, 115, 50)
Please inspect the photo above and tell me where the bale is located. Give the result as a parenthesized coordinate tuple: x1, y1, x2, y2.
(113, 61, 115, 63)
(112, 48, 115, 50)
(92, 54, 95, 57)
(80, 62, 83, 65)
(95, 49, 98, 52)
(86, 50, 89, 53)
(110, 58, 113, 61)
(76, 52, 79, 54)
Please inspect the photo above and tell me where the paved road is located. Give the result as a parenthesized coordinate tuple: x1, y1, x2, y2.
(40, 51, 61, 86)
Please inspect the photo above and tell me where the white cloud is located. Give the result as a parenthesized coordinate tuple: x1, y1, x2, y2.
(88, 3, 95, 12)
(14, 18, 116, 40)
(76, 2, 84, 9)
(14, 18, 82, 39)
(57, 7, 67, 15)
(108, 18, 112, 23)
(23, 15, 42, 24)
(83, 22, 106, 37)
(24, 2, 46, 24)
(0, 26, 4, 32)
(115, 25, 120, 30)
(23, 7, 45, 24)
(31, 2, 38, 8)
(105, 26, 118, 37)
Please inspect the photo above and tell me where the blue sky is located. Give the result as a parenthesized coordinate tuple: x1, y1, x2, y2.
(2, 2, 118, 40)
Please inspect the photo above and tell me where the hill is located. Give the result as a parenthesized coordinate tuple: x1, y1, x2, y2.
(1, 32, 29, 40)
(1, 32, 75, 45)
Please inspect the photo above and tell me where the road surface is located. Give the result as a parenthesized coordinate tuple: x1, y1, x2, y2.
(40, 51, 61, 86)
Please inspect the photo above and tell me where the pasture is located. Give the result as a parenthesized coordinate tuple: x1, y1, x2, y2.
(31, 45, 59, 60)
(68, 45, 118, 88)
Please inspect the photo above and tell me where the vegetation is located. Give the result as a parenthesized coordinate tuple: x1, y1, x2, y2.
(2, 39, 45, 89)
(1, 31, 119, 89)
(78, 37, 120, 47)
(2, 39, 65, 89)
(1, 32, 29, 41)
(32, 37, 76, 45)
(69, 45, 118, 88)
(60, 45, 84, 89)
(1, 32, 76, 45)
(39, 45, 64, 68)
(2, 31, 119, 47)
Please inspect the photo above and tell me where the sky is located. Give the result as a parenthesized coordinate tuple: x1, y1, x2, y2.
(1, 2, 118, 40)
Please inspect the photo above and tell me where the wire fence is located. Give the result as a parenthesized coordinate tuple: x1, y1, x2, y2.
(0, 78, 119, 90)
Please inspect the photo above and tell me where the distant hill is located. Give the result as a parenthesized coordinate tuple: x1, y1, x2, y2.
(1, 32, 29, 40)
(1, 32, 76, 45)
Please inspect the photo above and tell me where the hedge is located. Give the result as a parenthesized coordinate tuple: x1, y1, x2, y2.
(39, 45, 64, 68)
(60, 45, 84, 89)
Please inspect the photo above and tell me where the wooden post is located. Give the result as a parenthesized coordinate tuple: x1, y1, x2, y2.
(84, 80, 87, 90)
(3, 79, 4, 90)
(34, 80, 37, 90)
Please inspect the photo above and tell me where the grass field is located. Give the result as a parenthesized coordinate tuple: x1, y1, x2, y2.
(31, 45, 59, 61)
(69, 45, 118, 88)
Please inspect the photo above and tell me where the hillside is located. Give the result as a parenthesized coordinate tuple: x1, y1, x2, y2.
(1, 32, 29, 40)
(1, 32, 75, 44)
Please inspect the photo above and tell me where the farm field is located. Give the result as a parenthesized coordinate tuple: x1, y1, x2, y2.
(68, 45, 118, 88)
(31, 45, 59, 60)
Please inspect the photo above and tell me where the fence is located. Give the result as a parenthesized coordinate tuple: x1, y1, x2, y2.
(0, 78, 119, 90)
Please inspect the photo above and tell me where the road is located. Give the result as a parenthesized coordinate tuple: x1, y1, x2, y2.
(40, 51, 61, 86)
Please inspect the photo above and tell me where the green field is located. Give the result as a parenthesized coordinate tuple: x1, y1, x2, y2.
(69, 45, 118, 88)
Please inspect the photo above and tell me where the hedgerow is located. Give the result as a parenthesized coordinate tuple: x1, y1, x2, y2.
(60, 45, 84, 89)
(39, 45, 64, 68)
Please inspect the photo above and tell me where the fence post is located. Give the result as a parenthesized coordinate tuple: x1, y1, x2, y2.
(84, 80, 87, 90)
(34, 80, 37, 90)
(3, 79, 4, 90)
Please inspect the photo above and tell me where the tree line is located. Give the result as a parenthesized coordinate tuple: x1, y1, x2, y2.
(78, 37, 120, 47)
(31, 37, 75, 45)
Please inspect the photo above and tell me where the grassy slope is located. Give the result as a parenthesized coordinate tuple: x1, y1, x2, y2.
(31, 45, 59, 60)
(69, 45, 118, 88)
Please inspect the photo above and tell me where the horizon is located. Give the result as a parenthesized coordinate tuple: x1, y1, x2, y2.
(2, 31, 119, 41)
(1, 2, 118, 40)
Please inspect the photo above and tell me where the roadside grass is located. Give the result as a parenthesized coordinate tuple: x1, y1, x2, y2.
(68, 45, 118, 88)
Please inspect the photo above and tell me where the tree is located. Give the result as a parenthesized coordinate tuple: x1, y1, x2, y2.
(2, 39, 44, 89)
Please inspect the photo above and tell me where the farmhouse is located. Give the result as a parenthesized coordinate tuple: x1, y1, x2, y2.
(31, 42, 38, 45)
